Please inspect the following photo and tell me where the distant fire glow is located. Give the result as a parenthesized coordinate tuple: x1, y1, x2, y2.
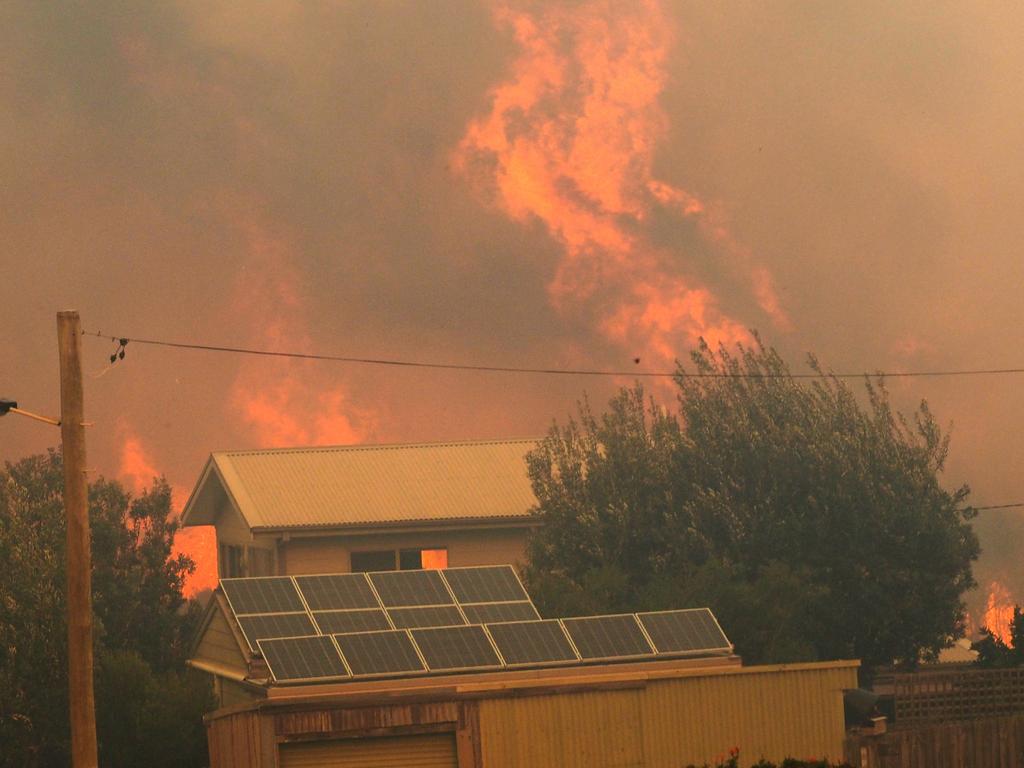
(455, 0, 789, 366)
(228, 219, 375, 449)
(118, 427, 216, 596)
(984, 580, 1014, 644)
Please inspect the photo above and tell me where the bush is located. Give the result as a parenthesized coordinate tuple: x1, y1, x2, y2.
(685, 749, 852, 768)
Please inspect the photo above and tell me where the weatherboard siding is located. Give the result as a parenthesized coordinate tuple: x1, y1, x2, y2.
(194, 603, 247, 672)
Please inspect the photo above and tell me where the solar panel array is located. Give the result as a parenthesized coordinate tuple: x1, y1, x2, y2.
(223, 567, 732, 684)
(222, 565, 535, 651)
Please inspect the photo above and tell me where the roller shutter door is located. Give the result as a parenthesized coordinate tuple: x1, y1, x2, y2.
(279, 733, 458, 768)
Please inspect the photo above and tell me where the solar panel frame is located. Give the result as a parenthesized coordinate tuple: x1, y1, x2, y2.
(461, 601, 540, 624)
(237, 612, 319, 652)
(333, 629, 428, 678)
(313, 608, 394, 635)
(222, 576, 306, 615)
(485, 620, 580, 667)
(636, 608, 733, 656)
(440, 565, 530, 603)
(368, 570, 456, 607)
(295, 573, 382, 611)
(258, 635, 350, 683)
(386, 605, 467, 629)
(411, 625, 504, 672)
(560, 614, 656, 662)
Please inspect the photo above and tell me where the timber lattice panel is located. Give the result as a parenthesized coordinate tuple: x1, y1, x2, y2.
(894, 668, 1024, 726)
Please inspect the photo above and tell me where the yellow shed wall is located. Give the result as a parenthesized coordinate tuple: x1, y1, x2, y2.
(480, 688, 645, 768)
(281, 527, 530, 575)
(478, 662, 857, 768)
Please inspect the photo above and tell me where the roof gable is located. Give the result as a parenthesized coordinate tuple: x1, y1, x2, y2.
(182, 438, 540, 531)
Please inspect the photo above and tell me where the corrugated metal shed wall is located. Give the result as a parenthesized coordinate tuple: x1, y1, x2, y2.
(479, 688, 645, 767)
(478, 662, 857, 768)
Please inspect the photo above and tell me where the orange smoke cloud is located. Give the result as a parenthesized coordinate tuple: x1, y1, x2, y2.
(118, 425, 217, 596)
(455, 0, 788, 365)
(229, 217, 375, 448)
(984, 579, 1015, 644)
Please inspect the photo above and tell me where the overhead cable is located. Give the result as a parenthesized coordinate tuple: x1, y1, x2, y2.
(82, 330, 1024, 380)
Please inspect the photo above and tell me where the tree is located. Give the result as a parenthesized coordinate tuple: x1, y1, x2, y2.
(973, 607, 1024, 668)
(524, 337, 979, 668)
(0, 450, 214, 768)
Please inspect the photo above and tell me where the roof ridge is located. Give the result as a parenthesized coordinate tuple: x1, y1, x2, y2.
(213, 437, 542, 458)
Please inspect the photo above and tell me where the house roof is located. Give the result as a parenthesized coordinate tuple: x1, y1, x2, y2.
(180, 438, 540, 531)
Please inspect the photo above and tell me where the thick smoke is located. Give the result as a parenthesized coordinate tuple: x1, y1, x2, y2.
(2, 1, 1022, 614)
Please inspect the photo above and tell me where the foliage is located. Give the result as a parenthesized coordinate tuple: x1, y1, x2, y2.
(525, 336, 979, 668)
(95, 649, 214, 768)
(973, 606, 1024, 667)
(0, 450, 211, 768)
(683, 747, 852, 767)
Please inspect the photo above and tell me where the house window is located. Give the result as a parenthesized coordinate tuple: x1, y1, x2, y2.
(219, 544, 244, 578)
(351, 547, 449, 572)
(400, 548, 448, 570)
(351, 550, 398, 572)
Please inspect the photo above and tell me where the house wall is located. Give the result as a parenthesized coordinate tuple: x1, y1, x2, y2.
(278, 527, 531, 575)
(193, 602, 247, 673)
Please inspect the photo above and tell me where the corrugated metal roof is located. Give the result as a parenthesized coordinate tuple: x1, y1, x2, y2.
(183, 439, 540, 530)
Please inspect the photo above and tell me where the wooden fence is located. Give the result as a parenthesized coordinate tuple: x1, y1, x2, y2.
(845, 715, 1024, 768)
(893, 668, 1024, 725)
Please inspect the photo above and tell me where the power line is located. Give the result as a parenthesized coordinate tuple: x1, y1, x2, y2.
(974, 503, 1024, 511)
(83, 329, 1024, 380)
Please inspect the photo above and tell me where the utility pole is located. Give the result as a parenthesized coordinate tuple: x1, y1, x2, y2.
(58, 310, 98, 768)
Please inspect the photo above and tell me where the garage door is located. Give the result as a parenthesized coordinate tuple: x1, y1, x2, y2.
(279, 733, 458, 768)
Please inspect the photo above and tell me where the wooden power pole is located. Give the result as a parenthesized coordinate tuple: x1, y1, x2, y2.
(57, 310, 98, 768)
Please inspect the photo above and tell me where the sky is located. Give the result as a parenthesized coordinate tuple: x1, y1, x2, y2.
(2, 1, 1023, 625)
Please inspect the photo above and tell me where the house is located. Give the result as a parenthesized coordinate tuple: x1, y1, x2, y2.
(180, 439, 540, 578)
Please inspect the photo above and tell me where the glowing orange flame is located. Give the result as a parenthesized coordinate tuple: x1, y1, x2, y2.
(117, 426, 217, 596)
(119, 433, 161, 496)
(984, 580, 1014, 644)
(455, 0, 789, 365)
(229, 218, 375, 448)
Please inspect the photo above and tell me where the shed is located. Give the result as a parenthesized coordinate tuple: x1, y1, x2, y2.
(205, 657, 859, 767)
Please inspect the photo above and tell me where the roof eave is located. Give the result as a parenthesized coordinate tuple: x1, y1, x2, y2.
(251, 514, 541, 536)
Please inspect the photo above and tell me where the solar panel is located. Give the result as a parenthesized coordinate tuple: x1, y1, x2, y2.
(461, 601, 540, 624)
(238, 613, 318, 651)
(334, 630, 426, 677)
(258, 635, 349, 682)
(369, 570, 453, 607)
(387, 605, 466, 629)
(442, 566, 529, 603)
(222, 577, 305, 615)
(561, 615, 654, 660)
(411, 625, 503, 671)
(295, 573, 380, 611)
(486, 620, 579, 666)
(314, 609, 392, 634)
(637, 609, 732, 655)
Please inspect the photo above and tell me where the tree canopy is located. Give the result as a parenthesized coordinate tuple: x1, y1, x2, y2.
(973, 607, 1024, 668)
(524, 337, 979, 668)
(0, 450, 213, 768)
